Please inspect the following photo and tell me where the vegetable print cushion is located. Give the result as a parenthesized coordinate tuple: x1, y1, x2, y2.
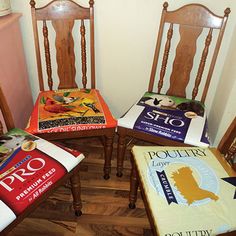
(26, 88, 117, 134)
(132, 146, 236, 236)
(0, 128, 84, 232)
(118, 92, 210, 147)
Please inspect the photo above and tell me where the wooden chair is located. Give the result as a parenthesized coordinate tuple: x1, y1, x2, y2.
(129, 117, 236, 235)
(0, 85, 84, 235)
(26, 0, 117, 180)
(116, 2, 230, 177)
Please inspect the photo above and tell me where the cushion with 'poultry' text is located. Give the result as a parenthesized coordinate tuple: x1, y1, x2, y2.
(132, 145, 236, 236)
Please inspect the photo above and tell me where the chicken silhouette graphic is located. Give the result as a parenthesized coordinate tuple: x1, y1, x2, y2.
(44, 98, 73, 113)
(171, 166, 219, 205)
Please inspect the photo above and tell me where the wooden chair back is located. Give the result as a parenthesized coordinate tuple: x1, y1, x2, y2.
(0, 86, 15, 134)
(218, 117, 236, 170)
(30, 0, 95, 91)
(148, 2, 230, 102)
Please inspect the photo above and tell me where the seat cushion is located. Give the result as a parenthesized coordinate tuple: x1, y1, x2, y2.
(132, 145, 236, 235)
(118, 92, 210, 147)
(26, 88, 117, 134)
(0, 128, 84, 232)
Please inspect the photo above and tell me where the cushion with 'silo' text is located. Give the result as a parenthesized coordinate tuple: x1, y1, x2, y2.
(118, 92, 210, 147)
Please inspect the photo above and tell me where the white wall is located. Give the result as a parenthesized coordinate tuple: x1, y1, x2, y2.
(11, 0, 236, 146)
(209, 24, 236, 145)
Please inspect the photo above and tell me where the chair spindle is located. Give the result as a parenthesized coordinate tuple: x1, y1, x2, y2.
(192, 28, 213, 100)
(0, 120, 3, 135)
(80, 20, 87, 89)
(43, 20, 53, 90)
(158, 23, 173, 93)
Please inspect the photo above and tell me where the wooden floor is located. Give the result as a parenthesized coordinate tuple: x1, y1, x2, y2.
(8, 136, 154, 236)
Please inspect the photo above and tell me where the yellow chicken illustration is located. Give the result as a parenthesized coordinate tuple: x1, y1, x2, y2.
(171, 166, 219, 205)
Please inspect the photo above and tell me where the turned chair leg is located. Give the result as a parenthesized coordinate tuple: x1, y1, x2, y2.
(129, 157, 139, 209)
(117, 133, 126, 177)
(70, 171, 82, 216)
(103, 135, 114, 180)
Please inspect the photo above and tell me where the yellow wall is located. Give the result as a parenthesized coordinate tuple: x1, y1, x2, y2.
(11, 0, 236, 146)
